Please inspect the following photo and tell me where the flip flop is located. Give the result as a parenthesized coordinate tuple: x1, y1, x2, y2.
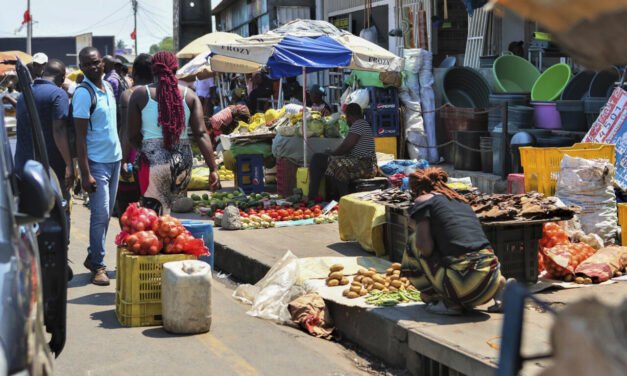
(425, 301, 463, 316)
(487, 278, 517, 313)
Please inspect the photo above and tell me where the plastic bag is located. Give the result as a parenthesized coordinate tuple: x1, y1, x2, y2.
(187, 167, 210, 190)
(556, 155, 618, 243)
(232, 251, 305, 323)
(345, 88, 370, 110)
(575, 246, 627, 282)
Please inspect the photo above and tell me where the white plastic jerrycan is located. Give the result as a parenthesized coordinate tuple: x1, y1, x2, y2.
(162, 260, 212, 334)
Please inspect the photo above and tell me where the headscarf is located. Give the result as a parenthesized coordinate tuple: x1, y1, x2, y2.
(409, 167, 467, 203)
(152, 51, 184, 149)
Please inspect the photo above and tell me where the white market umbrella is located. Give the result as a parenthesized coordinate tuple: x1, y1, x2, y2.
(176, 32, 242, 59)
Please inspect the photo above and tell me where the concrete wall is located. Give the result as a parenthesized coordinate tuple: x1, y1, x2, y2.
(501, 8, 526, 54)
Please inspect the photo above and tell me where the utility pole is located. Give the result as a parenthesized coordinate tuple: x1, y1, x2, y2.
(26, 0, 32, 54)
(132, 0, 138, 55)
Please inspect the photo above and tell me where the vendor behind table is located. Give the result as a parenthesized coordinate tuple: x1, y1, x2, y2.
(308, 103, 377, 201)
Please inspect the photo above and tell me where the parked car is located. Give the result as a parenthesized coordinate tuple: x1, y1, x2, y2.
(0, 58, 68, 374)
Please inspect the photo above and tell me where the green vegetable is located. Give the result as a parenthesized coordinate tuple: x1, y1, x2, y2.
(365, 290, 421, 306)
(202, 193, 209, 201)
(191, 194, 201, 201)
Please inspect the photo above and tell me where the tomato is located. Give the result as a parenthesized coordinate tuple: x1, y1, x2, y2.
(278, 209, 288, 217)
(312, 205, 322, 211)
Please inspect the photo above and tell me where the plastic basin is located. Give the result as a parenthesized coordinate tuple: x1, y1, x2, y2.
(493, 55, 540, 93)
(556, 100, 587, 131)
(560, 71, 595, 100)
(531, 101, 562, 129)
(531, 64, 572, 101)
(442, 67, 490, 108)
(589, 67, 620, 98)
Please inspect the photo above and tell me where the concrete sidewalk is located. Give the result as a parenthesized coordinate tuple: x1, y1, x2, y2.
(207, 218, 627, 376)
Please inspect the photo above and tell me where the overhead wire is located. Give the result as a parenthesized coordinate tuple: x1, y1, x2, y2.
(69, 1, 130, 35)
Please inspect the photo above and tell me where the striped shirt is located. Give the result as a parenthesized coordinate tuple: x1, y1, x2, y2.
(348, 119, 376, 159)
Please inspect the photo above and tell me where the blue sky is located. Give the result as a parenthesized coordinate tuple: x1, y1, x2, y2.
(0, 0, 173, 53)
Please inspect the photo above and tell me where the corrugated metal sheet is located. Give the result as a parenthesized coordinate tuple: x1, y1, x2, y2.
(277, 6, 312, 25)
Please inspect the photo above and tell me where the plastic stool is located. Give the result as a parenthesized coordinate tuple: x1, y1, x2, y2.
(507, 174, 525, 194)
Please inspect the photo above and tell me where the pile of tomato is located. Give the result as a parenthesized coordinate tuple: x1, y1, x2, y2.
(215, 203, 338, 222)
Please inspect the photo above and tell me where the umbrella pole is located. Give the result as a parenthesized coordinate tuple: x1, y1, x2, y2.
(302, 67, 308, 169)
(217, 73, 225, 110)
(278, 77, 283, 108)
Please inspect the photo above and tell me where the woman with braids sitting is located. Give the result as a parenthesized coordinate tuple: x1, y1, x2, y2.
(402, 167, 507, 315)
(127, 51, 219, 214)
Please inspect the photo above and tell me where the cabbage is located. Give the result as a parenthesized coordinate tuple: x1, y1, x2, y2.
(309, 119, 325, 137)
(325, 122, 340, 138)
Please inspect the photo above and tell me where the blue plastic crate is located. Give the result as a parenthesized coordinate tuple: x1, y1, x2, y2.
(181, 220, 215, 270)
(368, 87, 399, 110)
(364, 108, 400, 137)
(235, 154, 264, 194)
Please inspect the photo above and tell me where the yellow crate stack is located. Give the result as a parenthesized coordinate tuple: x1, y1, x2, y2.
(115, 247, 196, 327)
(618, 203, 627, 246)
(520, 143, 616, 196)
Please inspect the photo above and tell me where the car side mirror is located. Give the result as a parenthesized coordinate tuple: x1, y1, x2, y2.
(15, 160, 55, 224)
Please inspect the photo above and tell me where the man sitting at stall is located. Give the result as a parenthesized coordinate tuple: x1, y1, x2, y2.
(402, 167, 508, 315)
(308, 103, 377, 200)
(309, 84, 332, 117)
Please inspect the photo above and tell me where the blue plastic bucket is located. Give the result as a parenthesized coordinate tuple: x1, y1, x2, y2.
(181, 220, 215, 270)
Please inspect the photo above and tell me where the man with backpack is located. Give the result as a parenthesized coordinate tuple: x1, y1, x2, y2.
(73, 47, 122, 286)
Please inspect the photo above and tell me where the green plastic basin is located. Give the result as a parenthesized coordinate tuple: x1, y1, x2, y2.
(492, 55, 540, 93)
(531, 64, 572, 101)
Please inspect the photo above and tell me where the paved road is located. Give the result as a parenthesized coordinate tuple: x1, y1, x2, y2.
(54, 201, 380, 376)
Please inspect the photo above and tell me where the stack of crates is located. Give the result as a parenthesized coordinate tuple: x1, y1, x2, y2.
(115, 247, 195, 327)
(364, 87, 400, 157)
(235, 154, 265, 194)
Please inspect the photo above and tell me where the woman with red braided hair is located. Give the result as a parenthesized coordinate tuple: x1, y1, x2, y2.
(401, 167, 508, 315)
(127, 51, 219, 214)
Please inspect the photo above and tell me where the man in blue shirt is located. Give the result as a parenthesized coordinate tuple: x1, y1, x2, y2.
(74, 46, 123, 286)
(15, 58, 74, 193)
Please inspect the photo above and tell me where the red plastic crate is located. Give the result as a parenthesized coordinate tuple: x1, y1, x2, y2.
(276, 158, 298, 197)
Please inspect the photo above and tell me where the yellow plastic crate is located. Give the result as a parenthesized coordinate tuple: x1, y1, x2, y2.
(520, 143, 615, 196)
(374, 136, 398, 158)
(116, 247, 196, 304)
(619, 203, 627, 246)
(115, 292, 162, 327)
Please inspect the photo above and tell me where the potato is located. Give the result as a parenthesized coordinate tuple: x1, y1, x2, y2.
(354, 275, 363, 283)
(392, 270, 401, 276)
(328, 271, 344, 280)
(372, 275, 386, 284)
(373, 282, 385, 290)
(388, 286, 398, 292)
(368, 267, 377, 272)
(385, 281, 390, 287)
(615, 271, 623, 277)
(340, 277, 349, 285)
(563, 274, 574, 282)
(360, 288, 368, 296)
(351, 281, 362, 287)
(584, 278, 592, 285)
(391, 262, 402, 270)
(327, 279, 340, 287)
(342, 289, 350, 297)
(357, 268, 367, 275)
(362, 277, 373, 285)
(400, 277, 409, 283)
(329, 264, 344, 272)
(575, 277, 585, 284)
(386, 268, 394, 275)
(364, 271, 375, 278)
(390, 275, 400, 281)
(350, 285, 362, 293)
(347, 291, 359, 299)
(390, 280, 403, 288)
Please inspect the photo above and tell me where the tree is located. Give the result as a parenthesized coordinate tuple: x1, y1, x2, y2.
(149, 36, 174, 54)
(116, 39, 127, 50)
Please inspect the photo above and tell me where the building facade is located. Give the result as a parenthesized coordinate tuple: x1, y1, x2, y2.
(0, 36, 115, 67)
(213, 0, 314, 37)
(174, 0, 213, 51)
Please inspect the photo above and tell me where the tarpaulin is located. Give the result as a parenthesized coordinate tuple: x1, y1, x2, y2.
(267, 36, 351, 79)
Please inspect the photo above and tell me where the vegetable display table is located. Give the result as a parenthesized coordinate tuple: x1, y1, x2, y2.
(338, 193, 387, 257)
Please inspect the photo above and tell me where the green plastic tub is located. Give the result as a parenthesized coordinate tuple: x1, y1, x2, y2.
(492, 55, 540, 93)
(531, 64, 572, 101)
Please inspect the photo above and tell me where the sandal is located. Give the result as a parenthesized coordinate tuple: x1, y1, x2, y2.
(487, 278, 517, 313)
(425, 301, 463, 316)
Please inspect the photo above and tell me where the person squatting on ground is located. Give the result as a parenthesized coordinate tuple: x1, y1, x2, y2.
(400, 167, 508, 315)
(126, 51, 219, 215)
(74, 47, 123, 286)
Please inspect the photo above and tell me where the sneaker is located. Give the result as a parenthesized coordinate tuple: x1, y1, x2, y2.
(91, 268, 110, 286)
